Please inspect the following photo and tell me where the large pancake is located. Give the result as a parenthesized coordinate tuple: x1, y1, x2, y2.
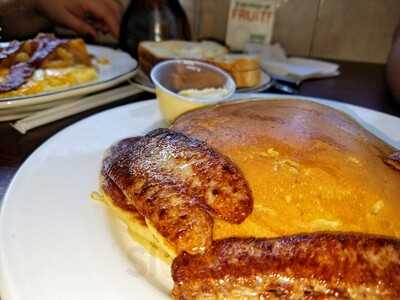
(171, 99, 400, 240)
(98, 99, 400, 298)
(98, 99, 400, 263)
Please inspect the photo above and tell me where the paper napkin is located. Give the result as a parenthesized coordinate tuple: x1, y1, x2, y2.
(246, 43, 340, 84)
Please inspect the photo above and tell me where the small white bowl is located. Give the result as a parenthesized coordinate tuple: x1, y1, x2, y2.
(150, 59, 236, 123)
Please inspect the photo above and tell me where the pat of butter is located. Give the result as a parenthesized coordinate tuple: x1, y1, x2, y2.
(178, 87, 229, 100)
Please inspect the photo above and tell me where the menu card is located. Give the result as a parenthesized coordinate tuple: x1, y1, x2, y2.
(225, 0, 277, 51)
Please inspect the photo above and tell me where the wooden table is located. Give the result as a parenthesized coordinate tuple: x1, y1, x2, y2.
(0, 60, 399, 202)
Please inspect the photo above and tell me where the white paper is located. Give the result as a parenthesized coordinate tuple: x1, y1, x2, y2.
(226, 0, 276, 51)
(246, 43, 340, 83)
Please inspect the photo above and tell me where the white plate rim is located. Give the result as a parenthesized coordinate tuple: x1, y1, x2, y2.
(1, 94, 400, 300)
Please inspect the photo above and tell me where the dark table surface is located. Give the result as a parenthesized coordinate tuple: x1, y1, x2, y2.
(0, 60, 399, 202)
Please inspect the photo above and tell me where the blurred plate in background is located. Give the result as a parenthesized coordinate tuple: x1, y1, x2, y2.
(0, 45, 138, 116)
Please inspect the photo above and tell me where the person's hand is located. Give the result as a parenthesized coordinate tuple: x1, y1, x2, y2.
(33, 0, 123, 39)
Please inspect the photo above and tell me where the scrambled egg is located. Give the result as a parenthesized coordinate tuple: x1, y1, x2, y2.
(0, 65, 97, 99)
(93, 190, 174, 263)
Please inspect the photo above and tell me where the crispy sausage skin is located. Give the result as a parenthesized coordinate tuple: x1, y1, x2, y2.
(102, 128, 253, 255)
(172, 233, 400, 299)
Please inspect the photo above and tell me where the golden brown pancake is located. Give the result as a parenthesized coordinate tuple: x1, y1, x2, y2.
(171, 99, 400, 240)
(98, 99, 400, 299)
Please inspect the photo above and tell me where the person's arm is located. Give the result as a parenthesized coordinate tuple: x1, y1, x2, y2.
(387, 23, 400, 102)
(0, 0, 123, 39)
(0, 0, 28, 16)
(33, 0, 123, 38)
(0, 0, 51, 39)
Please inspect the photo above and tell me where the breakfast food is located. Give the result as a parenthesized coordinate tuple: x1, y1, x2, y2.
(97, 99, 400, 298)
(138, 40, 262, 88)
(171, 100, 400, 239)
(100, 128, 252, 260)
(138, 40, 228, 74)
(0, 33, 97, 98)
(211, 54, 261, 88)
(172, 234, 400, 299)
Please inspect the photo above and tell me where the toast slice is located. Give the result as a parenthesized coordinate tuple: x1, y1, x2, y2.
(209, 53, 260, 72)
(138, 40, 262, 88)
(230, 68, 261, 88)
(209, 53, 262, 88)
(138, 40, 228, 75)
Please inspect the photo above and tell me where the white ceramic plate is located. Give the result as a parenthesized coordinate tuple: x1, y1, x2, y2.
(0, 97, 82, 121)
(0, 45, 138, 110)
(1, 95, 400, 300)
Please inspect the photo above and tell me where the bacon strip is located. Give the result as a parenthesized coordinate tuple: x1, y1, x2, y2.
(0, 40, 22, 61)
(0, 34, 66, 93)
(28, 34, 66, 67)
(172, 233, 400, 299)
(0, 63, 34, 92)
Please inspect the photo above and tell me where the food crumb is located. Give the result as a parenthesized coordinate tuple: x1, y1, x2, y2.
(267, 148, 279, 157)
(348, 156, 360, 165)
(90, 191, 104, 202)
(311, 218, 341, 229)
(97, 57, 110, 65)
(371, 200, 384, 215)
